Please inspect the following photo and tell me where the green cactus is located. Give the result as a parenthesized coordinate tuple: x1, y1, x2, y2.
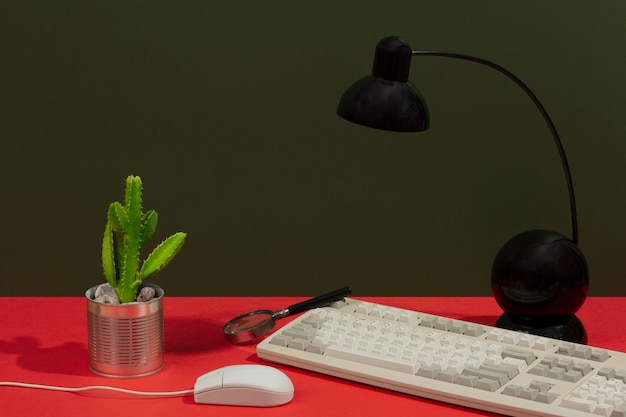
(101, 175, 186, 303)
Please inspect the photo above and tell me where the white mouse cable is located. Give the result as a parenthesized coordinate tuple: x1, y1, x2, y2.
(0, 381, 195, 397)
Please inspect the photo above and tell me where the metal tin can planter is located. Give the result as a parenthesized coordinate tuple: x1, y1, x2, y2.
(85, 283, 164, 378)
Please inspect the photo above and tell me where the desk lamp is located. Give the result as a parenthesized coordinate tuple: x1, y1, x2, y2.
(337, 36, 589, 343)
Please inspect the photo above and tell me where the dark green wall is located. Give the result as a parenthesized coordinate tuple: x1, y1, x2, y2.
(1, 1, 625, 296)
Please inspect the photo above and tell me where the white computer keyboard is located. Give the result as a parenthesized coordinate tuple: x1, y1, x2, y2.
(257, 298, 626, 417)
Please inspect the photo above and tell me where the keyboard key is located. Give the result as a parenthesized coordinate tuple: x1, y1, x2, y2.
(557, 359, 575, 371)
(480, 363, 519, 379)
(598, 367, 616, 380)
(534, 338, 553, 351)
(269, 334, 291, 347)
(610, 405, 626, 417)
(591, 349, 611, 362)
(535, 391, 559, 404)
(593, 403, 614, 417)
(541, 355, 558, 368)
(528, 364, 550, 377)
(449, 321, 467, 334)
(471, 341, 488, 352)
(416, 366, 439, 379)
(455, 374, 478, 388)
(502, 348, 536, 365)
(476, 378, 500, 392)
(328, 300, 347, 309)
(556, 342, 575, 356)
(615, 370, 626, 383)
(434, 318, 452, 331)
(517, 335, 536, 348)
(461, 368, 509, 386)
(487, 329, 505, 342)
(502, 332, 521, 345)
(606, 378, 624, 391)
(563, 370, 583, 383)
(419, 315, 437, 328)
(282, 328, 314, 341)
(464, 324, 485, 337)
(305, 342, 325, 354)
(355, 302, 372, 315)
(398, 311, 418, 324)
(560, 396, 596, 413)
(288, 339, 307, 350)
(589, 375, 608, 387)
(302, 317, 324, 329)
(502, 384, 523, 397)
(519, 388, 538, 400)
(528, 380, 551, 392)
(435, 368, 458, 383)
(547, 367, 566, 380)
(324, 345, 419, 374)
(383, 308, 401, 321)
(573, 345, 592, 359)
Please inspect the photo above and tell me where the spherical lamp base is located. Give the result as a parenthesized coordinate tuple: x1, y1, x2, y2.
(495, 312, 587, 344)
(491, 229, 589, 343)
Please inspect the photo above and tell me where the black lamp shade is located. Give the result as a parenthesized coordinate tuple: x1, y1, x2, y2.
(337, 37, 430, 132)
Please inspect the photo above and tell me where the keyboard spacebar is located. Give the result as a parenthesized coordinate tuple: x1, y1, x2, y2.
(324, 345, 419, 374)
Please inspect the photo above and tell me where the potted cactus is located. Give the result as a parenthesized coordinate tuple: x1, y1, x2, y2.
(85, 175, 186, 377)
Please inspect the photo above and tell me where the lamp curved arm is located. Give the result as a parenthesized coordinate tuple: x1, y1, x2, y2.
(413, 50, 578, 244)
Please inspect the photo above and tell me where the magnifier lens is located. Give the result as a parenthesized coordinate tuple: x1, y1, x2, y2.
(223, 287, 352, 344)
(223, 311, 273, 334)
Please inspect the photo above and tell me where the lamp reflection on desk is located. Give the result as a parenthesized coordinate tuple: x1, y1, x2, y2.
(337, 36, 589, 343)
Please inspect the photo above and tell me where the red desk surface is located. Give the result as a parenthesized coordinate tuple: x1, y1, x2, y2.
(0, 296, 623, 417)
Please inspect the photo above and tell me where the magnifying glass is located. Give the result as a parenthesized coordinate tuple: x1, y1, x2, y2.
(223, 286, 352, 344)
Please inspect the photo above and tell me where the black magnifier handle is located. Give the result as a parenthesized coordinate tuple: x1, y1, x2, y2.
(282, 286, 352, 317)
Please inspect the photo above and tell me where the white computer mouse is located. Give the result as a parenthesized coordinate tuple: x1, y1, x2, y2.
(193, 364, 294, 407)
